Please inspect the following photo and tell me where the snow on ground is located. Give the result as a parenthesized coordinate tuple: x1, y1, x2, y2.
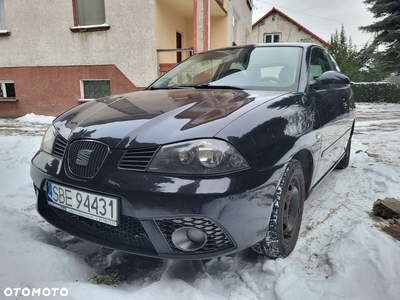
(15, 113, 55, 124)
(0, 105, 399, 300)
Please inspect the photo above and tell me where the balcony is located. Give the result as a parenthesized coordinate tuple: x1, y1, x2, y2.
(155, 0, 228, 74)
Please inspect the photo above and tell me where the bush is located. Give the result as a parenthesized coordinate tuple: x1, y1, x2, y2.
(351, 82, 400, 103)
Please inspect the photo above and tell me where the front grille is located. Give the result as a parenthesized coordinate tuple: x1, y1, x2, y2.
(67, 140, 109, 179)
(156, 217, 234, 254)
(53, 135, 67, 158)
(119, 147, 159, 171)
(50, 207, 155, 251)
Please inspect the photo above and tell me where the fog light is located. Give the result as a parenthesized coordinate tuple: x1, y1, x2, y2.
(187, 228, 206, 244)
(171, 227, 207, 251)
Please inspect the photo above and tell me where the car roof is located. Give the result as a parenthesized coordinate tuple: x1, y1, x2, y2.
(202, 43, 322, 53)
(252, 42, 320, 48)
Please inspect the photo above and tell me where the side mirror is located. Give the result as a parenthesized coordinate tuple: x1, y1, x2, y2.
(310, 71, 350, 91)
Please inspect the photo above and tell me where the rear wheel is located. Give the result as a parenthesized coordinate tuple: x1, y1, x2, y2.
(252, 159, 305, 258)
(336, 135, 351, 169)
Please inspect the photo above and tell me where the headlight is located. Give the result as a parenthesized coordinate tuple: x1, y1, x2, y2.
(148, 139, 249, 174)
(40, 125, 57, 154)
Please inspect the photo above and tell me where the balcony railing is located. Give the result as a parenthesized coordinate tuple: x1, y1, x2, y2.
(156, 48, 194, 77)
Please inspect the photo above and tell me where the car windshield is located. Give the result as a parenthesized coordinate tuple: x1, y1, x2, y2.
(149, 46, 303, 92)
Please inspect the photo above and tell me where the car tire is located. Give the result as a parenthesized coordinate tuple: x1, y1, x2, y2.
(336, 135, 351, 169)
(252, 159, 305, 259)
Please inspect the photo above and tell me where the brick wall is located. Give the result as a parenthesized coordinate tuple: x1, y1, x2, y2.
(0, 65, 143, 118)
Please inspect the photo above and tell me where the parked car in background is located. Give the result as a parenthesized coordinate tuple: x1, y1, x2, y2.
(31, 43, 355, 260)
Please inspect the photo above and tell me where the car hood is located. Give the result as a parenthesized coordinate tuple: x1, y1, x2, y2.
(53, 89, 287, 148)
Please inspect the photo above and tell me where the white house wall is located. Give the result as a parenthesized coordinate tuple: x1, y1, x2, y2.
(252, 13, 326, 47)
(0, 0, 157, 87)
(227, 0, 252, 46)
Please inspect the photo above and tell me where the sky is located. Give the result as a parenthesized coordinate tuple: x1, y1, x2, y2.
(252, 0, 376, 49)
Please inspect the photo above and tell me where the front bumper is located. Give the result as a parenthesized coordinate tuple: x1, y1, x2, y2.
(31, 150, 284, 260)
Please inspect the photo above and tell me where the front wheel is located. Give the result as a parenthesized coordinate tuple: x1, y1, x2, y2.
(336, 135, 352, 169)
(252, 159, 305, 258)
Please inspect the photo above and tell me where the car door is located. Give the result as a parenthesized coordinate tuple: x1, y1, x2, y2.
(308, 47, 350, 183)
(327, 51, 354, 131)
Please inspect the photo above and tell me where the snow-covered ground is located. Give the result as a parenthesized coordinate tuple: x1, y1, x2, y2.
(0, 104, 399, 300)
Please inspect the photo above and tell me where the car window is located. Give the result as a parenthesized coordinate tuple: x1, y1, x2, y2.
(310, 47, 333, 78)
(230, 62, 245, 70)
(211, 47, 300, 89)
(150, 46, 302, 92)
(260, 66, 282, 78)
(327, 52, 341, 72)
(168, 59, 223, 86)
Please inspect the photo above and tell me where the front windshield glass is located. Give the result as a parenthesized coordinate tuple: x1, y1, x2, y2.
(149, 46, 303, 91)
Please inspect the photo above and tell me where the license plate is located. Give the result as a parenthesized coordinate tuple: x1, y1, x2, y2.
(47, 182, 118, 226)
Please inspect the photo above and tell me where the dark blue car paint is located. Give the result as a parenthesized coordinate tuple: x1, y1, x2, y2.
(30, 43, 355, 259)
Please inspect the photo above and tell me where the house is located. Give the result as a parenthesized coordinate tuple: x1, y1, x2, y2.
(0, 0, 252, 118)
(252, 7, 328, 48)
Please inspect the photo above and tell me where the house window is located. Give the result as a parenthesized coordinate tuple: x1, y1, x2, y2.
(265, 33, 281, 43)
(81, 80, 110, 100)
(0, 0, 6, 30)
(302, 38, 312, 43)
(75, 0, 106, 26)
(232, 16, 238, 45)
(0, 81, 16, 98)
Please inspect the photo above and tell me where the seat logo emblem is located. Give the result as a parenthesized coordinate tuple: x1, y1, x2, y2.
(76, 149, 93, 166)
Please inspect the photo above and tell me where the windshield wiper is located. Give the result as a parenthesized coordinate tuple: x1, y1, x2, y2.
(149, 84, 244, 90)
(182, 83, 243, 90)
(147, 86, 189, 90)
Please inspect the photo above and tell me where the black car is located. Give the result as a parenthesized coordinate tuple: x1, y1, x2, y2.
(31, 43, 355, 260)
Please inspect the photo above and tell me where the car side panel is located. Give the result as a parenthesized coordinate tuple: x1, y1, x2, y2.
(305, 47, 352, 182)
(309, 86, 350, 178)
(215, 93, 321, 180)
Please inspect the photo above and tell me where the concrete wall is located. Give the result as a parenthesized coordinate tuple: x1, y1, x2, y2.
(227, 0, 252, 46)
(0, 0, 157, 87)
(210, 16, 227, 49)
(154, 0, 193, 63)
(186, 17, 194, 52)
(252, 13, 326, 47)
